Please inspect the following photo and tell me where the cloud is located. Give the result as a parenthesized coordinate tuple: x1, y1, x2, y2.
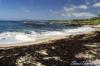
(50, 4, 96, 19)
(61, 5, 96, 18)
(85, 0, 90, 5)
(63, 5, 88, 14)
(93, 0, 97, 3)
(78, 5, 88, 9)
(51, 4, 89, 16)
(72, 12, 96, 18)
(49, 9, 53, 12)
(64, 5, 88, 11)
(21, 7, 31, 13)
(93, 3, 100, 7)
(61, 13, 66, 16)
(64, 6, 75, 12)
(62, 11, 95, 18)
(49, 9, 62, 15)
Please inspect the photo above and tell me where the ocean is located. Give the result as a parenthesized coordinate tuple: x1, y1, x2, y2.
(0, 21, 94, 44)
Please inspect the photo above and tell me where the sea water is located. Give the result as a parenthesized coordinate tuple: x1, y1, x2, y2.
(0, 21, 95, 44)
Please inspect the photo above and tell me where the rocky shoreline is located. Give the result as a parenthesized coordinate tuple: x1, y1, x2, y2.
(0, 27, 100, 66)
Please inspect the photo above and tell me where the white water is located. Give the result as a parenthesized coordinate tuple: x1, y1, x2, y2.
(0, 26, 95, 44)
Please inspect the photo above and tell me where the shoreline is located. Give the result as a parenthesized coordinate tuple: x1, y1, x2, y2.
(0, 26, 96, 48)
(0, 25, 99, 66)
(0, 35, 66, 48)
(0, 25, 95, 44)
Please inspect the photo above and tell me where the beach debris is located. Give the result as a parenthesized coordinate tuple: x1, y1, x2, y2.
(35, 50, 48, 55)
(16, 54, 45, 66)
(43, 56, 61, 61)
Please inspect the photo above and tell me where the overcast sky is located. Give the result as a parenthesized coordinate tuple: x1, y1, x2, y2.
(0, 0, 100, 20)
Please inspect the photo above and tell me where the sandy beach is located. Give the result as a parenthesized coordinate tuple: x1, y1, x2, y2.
(0, 35, 66, 48)
(0, 26, 96, 48)
(0, 25, 99, 66)
(0, 0, 100, 65)
(0, 33, 95, 48)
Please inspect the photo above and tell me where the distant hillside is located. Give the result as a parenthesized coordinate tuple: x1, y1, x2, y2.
(20, 17, 100, 26)
(48, 17, 100, 25)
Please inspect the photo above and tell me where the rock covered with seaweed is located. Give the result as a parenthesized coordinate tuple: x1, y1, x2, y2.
(0, 29, 100, 66)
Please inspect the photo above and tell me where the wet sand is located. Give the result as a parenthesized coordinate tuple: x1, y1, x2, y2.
(0, 35, 67, 48)
(0, 27, 96, 48)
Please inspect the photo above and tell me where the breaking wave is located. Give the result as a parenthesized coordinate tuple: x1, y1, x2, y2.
(0, 26, 95, 44)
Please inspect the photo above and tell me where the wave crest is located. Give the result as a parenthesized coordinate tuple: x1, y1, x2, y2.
(0, 26, 95, 44)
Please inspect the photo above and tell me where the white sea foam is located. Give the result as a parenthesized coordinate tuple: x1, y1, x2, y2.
(63, 26, 95, 35)
(0, 26, 95, 44)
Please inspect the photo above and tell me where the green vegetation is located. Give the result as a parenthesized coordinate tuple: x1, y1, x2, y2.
(48, 16, 100, 25)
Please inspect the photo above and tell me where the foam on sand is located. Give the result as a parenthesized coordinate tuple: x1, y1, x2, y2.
(64, 26, 95, 35)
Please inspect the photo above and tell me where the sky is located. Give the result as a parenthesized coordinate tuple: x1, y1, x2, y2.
(0, 0, 100, 20)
